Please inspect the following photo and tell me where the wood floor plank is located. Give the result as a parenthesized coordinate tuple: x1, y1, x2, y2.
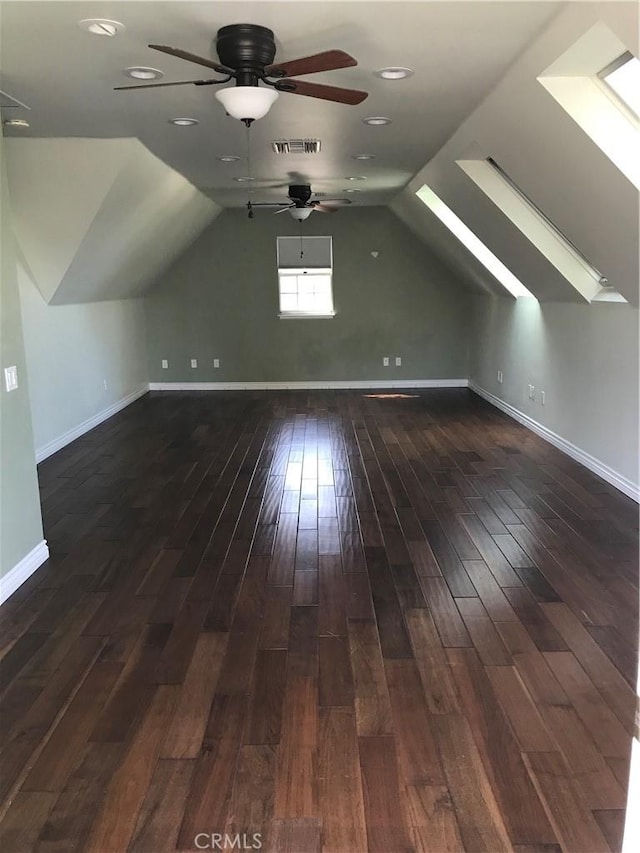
(347, 620, 393, 736)
(431, 714, 512, 852)
(225, 744, 276, 841)
(318, 708, 367, 853)
(523, 751, 611, 853)
(404, 609, 460, 714)
(161, 632, 227, 759)
(0, 792, 56, 853)
(405, 785, 464, 853)
(128, 759, 195, 853)
(358, 735, 413, 852)
(23, 660, 123, 793)
(177, 693, 248, 849)
(274, 676, 318, 819)
(385, 659, 445, 787)
(84, 684, 179, 853)
(446, 648, 557, 846)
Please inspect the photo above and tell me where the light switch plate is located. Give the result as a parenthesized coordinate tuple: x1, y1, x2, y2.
(4, 365, 18, 392)
(161, 359, 169, 369)
(395, 356, 402, 367)
(190, 359, 198, 368)
(213, 358, 220, 368)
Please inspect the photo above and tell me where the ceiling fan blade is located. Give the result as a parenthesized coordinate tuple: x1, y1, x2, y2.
(250, 202, 290, 208)
(274, 206, 295, 215)
(266, 49, 357, 79)
(149, 44, 234, 76)
(313, 198, 352, 206)
(114, 78, 220, 91)
(276, 79, 367, 105)
(312, 204, 337, 214)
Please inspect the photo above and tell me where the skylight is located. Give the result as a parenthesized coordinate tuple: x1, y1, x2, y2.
(600, 53, 640, 119)
(415, 184, 535, 299)
(456, 158, 618, 303)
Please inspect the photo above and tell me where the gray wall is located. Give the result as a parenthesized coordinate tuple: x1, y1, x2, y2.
(144, 206, 471, 383)
(469, 296, 639, 493)
(18, 268, 148, 457)
(0, 131, 44, 579)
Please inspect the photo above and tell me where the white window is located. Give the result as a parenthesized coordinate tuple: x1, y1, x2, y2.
(538, 24, 640, 189)
(276, 236, 334, 318)
(599, 52, 640, 120)
(415, 184, 535, 299)
(456, 157, 622, 303)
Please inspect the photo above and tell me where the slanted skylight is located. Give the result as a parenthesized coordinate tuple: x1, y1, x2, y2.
(456, 158, 620, 303)
(538, 24, 640, 189)
(415, 184, 535, 299)
(600, 52, 640, 119)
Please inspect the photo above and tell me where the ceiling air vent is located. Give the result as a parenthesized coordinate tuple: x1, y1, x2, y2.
(271, 139, 321, 154)
(0, 90, 31, 110)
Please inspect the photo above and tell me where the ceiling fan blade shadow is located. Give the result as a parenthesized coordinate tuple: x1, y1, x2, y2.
(266, 50, 357, 78)
(114, 79, 221, 91)
(276, 79, 367, 105)
(149, 44, 234, 76)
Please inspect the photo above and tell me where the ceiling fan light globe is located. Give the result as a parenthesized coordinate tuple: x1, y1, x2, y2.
(289, 207, 313, 221)
(215, 86, 279, 121)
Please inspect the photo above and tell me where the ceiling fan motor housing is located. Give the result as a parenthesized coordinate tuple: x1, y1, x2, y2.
(216, 24, 277, 86)
(288, 184, 313, 205)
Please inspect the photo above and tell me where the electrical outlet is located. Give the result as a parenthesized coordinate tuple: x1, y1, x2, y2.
(382, 357, 389, 367)
(190, 359, 198, 369)
(395, 356, 402, 367)
(4, 365, 18, 392)
(528, 384, 535, 400)
(213, 358, 220, 369)
(161, 359, 169, 369)
(541, 390, 546, 405)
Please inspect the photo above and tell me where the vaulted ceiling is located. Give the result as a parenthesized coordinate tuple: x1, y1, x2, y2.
(1, 1, 561, 207)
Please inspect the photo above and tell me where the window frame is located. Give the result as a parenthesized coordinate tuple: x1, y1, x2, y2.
(276, 236, 335, 319)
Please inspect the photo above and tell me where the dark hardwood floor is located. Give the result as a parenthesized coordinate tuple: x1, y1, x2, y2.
(0, 389, 637, 852)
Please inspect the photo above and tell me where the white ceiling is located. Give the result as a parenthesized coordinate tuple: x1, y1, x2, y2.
(1, 1, 563, 208)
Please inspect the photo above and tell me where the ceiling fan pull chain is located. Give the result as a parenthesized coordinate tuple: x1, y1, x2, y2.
(245, 123, 254, 217)
(299, 226, 304, 260)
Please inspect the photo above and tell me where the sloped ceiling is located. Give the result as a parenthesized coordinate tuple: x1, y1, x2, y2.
(390, 2, 639, 306)
(5, 137, 220, 303)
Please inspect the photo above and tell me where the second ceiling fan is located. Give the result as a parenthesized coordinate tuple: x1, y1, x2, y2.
(115, 23, 368, 122)
(250, 184, 352, 219)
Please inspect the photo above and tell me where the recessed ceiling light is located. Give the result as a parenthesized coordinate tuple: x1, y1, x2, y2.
(78, 19, 124, 37)
(353, 154, 375, 160)
(343, 188, 362, 193)
(126, 67, 164, 81)
(235, 176, 255, 182)
(169, 118, 199, 126)
(363, 116, 391, 126)
(375, 67, 414, 80)
(3, 118, 30, 128)
(345, 176, 367, 181)
(218, 155, 241, 162)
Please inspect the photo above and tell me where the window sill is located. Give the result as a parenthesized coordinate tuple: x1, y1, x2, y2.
(278, 312, 336, 319)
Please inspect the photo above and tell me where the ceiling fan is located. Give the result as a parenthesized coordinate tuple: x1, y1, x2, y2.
(249, 184, 352, 220)
(115, 23, 368, 123)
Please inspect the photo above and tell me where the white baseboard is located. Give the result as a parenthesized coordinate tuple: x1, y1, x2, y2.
(0, 540, 49, 605)
(148, 379, 469, 391)
(469, 381, 639, 502)
(36, 384, 149, 463)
